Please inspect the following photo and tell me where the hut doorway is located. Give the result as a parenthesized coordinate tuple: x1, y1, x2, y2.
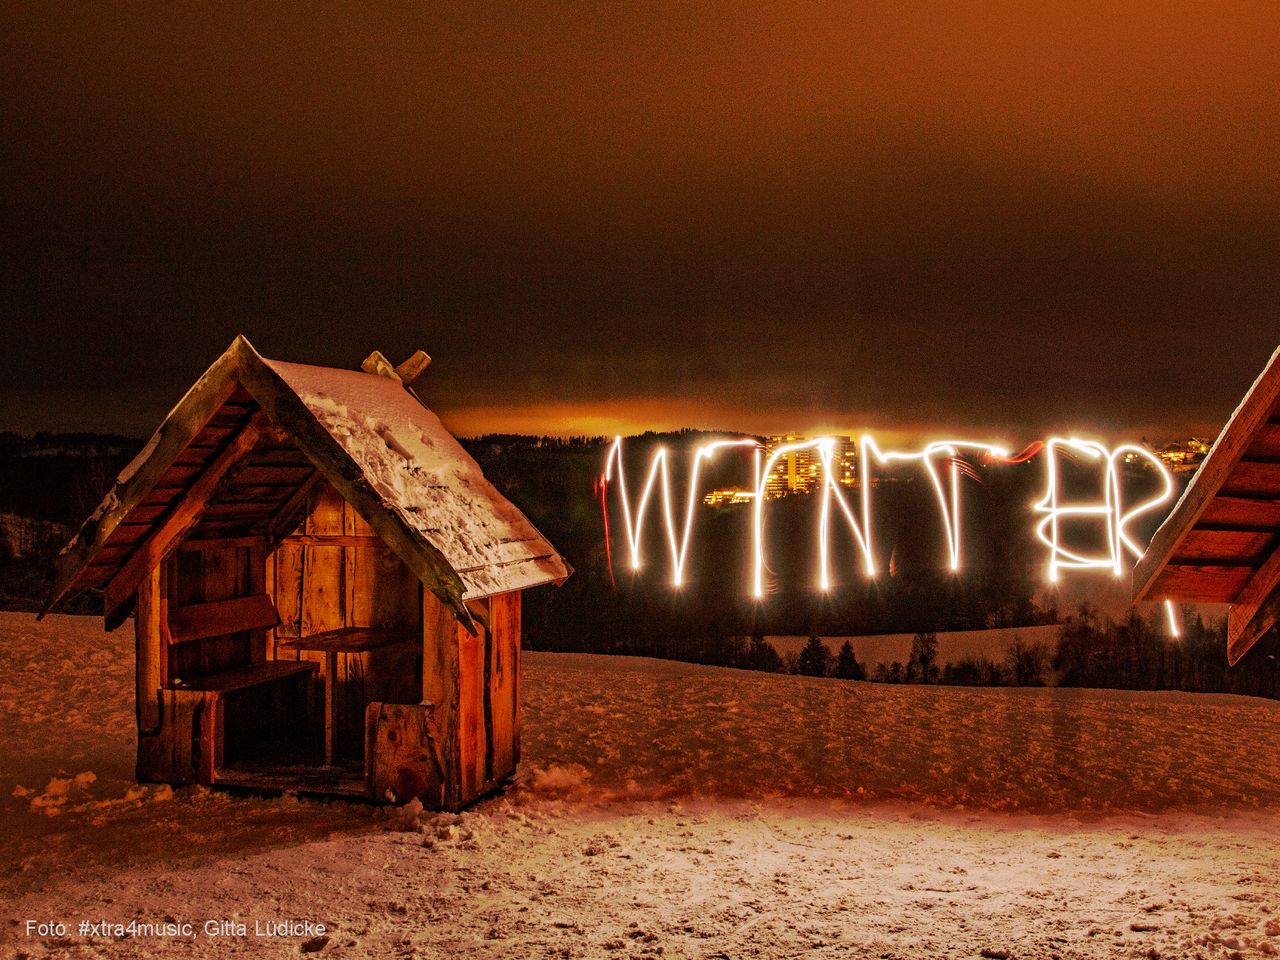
(152, 428, 424, 792)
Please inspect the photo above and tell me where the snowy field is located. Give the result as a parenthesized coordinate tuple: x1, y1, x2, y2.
(4, 613, 1280, 958)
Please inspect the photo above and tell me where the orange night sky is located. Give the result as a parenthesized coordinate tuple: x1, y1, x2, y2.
(2, 2, 1277, 439)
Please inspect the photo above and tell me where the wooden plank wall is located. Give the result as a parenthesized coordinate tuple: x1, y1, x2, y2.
(422, 589, 460, 804)
(164, 543, 265, 683)
(491, 591, 521, 773)
(272, 483, 420, 639)
(136, 689, 202, 784)
(135, 565, 164, 733)
(271, 483, 421, 759)
(457, 598, 488, 801)
(367, 702, 446, 806)
(450, 591, 521, 808)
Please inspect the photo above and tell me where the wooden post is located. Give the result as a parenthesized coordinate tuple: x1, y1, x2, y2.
(367, 702, 445, 805)
(512, 592, 522, 765)
(135, 565, 163, 733)
(422, 589, 461, 808)
(323, 650, 338, 766)
(248, 544, 268, 662)
(489, 591, 520, 778)
(457, 604, 487, 800)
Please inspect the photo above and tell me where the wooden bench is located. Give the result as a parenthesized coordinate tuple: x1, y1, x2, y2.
(162, 593, 319, 780)
(174, 659, 316, 693)
(165, 592, 304, 695)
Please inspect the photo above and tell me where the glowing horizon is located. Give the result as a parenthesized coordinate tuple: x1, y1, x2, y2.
(439, 399, 1216, 448)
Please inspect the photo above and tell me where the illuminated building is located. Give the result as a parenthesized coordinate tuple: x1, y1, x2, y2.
(764, 434, 858, 497)
(702, 488, 756, 506)
(1149, 437, 1212, 474)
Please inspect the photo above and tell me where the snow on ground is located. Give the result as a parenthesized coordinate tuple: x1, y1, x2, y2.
(3, 612, 1280, 959)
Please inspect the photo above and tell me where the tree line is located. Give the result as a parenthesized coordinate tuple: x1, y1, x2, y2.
(731, 606, 1280, 700)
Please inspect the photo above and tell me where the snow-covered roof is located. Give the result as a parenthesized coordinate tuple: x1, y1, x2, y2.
(43, 336, 570, 630)
(265, 358, 568, 600)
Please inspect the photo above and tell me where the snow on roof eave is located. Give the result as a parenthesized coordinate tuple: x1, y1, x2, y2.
(42, 336, 479, 634)
(458, 553, 575, 600)
(1133, 342, 1280, 603)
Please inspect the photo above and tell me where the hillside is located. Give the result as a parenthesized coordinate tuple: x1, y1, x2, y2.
(5, 613, 1280, 958)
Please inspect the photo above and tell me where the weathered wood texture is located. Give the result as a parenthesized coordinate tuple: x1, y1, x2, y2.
(58, 336, 554, 808)
(176, 659, 317, 692)
(273, 484, 421, 638)
(1173, 529, 1274, 563)
(136, 688, 201, 783)
(1228, 543, 1280, 664)
(1143, 564, 1255, 603)
(211, 765, 368, 797)
(1132, 347, 1280, 665)
(141, 665, 316, 783)
(47, 337, 490, 634)
(367, 701, 445, 805)
(442, 591, 522, 810)
(1135, 345, 1280, 603)
(135, 565, 165, 733)
(198, 692, 222, 782)
(233, 346, 476, 630)
(165, 544, 266, 682)
(132, 471, 526, 805)
(167, 594, 279, 645)
(1199, 496, 1280, 528)
(1221, 461, 1280, 498)
(489, 590, 521, 777)
(104, 409, 269, 628)
(136, 502, 289, 784)
(271, 481, 422, 761)
(43, 355, 241, 616)
(422, 588, 461, 807)
(457, 598, 488, 801)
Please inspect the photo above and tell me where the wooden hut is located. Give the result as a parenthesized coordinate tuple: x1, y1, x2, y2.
(1134, 345, 1280, 665)
(41, 336, 570, 809)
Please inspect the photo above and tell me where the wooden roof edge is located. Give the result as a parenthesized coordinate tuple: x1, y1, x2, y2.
(1227, 559, 1280, 665)
(1133, 343, 1280, 602)
(38, 336, 251, 619)
(456, 553, 575, 597)
(556, 556, 574, 585)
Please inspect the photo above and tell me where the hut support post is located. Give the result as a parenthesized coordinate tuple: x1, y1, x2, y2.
(135, 565, 164, 734)
(422, 590, 462, 809)
(137, 562, 202, 785)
